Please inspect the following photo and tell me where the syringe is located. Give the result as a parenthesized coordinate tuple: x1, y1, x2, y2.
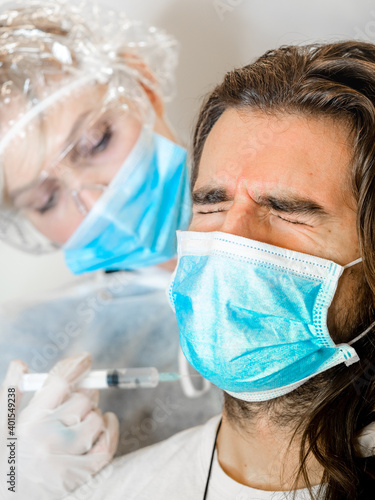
(20, 367, 180, 392)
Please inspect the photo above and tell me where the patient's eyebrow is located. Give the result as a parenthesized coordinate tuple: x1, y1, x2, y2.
(192, 186, 330, 219)
(256, 194, 329, 218)
(192, 187, 232, 205)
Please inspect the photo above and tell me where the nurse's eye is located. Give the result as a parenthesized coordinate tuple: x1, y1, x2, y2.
(33, 179, 61, 214)
(73, 122, 113, 160)
(37, 190, 60, 214)
(91, 125, 112, 154)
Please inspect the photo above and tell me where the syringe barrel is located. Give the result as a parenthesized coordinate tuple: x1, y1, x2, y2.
(20, 367, 160, 392)
(107, 367, 159, 389)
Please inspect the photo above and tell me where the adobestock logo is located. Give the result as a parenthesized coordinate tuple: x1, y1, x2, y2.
(213, 0, 244, 22)
(354, 11, 375, 42)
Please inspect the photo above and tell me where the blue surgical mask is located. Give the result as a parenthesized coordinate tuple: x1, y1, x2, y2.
(168, 230, 367, 402)
(64, 130, 191, 274)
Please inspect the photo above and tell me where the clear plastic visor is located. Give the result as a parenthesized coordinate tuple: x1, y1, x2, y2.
(2, 75, 154, 247)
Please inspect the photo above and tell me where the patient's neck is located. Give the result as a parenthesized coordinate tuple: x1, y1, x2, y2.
(216, 395, 323, 492)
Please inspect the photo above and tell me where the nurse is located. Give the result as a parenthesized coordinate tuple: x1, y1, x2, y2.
(0, 1, 221, 498)
(0, 2, 190, 267)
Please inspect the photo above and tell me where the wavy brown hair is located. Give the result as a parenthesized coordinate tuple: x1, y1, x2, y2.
(192, 41, 375, 499)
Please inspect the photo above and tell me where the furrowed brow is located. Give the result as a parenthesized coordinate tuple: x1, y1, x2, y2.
(257, 195, 329, 218)
(192, 187, 232, 205)
(192, 186, 330, 220)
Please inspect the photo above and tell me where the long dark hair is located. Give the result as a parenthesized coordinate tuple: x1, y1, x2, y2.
(192, 41, 375, 499)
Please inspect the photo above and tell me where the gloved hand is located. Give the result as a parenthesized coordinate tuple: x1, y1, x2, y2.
(0, 352, 119, 499)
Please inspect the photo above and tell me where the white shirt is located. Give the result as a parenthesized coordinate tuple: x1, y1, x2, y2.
(70, 416, 323, 500)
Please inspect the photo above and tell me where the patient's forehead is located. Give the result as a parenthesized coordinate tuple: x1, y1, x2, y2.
(196, 108, 355, 213)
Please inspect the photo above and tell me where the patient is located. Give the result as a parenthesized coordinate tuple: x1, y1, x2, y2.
(73, 41, 375, 500)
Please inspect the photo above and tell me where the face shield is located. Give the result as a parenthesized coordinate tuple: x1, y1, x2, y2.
(0, 0, 181, 255)
(2, 69, 156, 251)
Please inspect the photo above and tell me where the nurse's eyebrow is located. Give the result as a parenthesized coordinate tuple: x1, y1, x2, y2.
(192, 186, 329, 218)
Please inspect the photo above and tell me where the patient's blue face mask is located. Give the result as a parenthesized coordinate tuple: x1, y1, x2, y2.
(64, 130, 191, 274)
(168, 230, 368, 402)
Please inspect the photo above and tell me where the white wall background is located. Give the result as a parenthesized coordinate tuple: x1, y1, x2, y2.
(0, 0, 374, 303)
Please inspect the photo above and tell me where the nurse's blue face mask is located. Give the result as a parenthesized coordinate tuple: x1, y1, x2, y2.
(168, 230, 371, 402)
(64, 129, 192, 274)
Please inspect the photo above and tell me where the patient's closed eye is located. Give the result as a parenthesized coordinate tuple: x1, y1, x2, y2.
(197, 208, 227, 214)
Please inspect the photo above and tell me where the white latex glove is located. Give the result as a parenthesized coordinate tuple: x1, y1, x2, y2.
(0, 352, 119, 499)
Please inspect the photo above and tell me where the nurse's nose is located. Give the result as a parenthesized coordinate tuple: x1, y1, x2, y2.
(59, 166, 108, 214)
(71, 184, 107, 215)
(220, 179, 264, 241)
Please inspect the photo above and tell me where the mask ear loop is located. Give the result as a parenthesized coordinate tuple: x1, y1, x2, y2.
(348, 321, 375, 346)
(343, 257, 363, 269)
(342, 257, 375, 346)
